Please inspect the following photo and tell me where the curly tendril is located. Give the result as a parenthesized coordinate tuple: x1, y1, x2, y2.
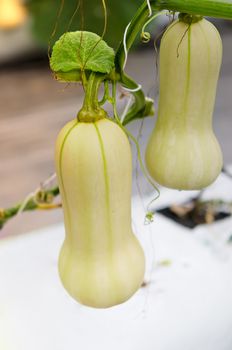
(141, 31, 151, 43)
(141, 10, 168, 44)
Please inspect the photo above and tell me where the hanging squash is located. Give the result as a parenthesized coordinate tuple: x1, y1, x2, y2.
(56, 117, 145, 308)
(145, 15, 223, 190)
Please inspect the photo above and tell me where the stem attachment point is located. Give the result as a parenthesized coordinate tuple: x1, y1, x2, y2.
(178, 13, 203, 24)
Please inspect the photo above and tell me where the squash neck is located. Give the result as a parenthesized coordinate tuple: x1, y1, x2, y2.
(77, 72, 107, 123)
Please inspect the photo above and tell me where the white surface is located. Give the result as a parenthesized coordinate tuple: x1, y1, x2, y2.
(0, 177, 232, 350)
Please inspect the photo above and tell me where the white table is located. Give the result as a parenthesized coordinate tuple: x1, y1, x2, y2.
(1, 173, 232, 350)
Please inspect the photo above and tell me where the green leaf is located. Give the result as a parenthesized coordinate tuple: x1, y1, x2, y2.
(50, 31, 115, 82)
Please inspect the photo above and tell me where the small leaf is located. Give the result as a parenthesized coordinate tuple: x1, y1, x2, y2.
(50, 31, 115, 82)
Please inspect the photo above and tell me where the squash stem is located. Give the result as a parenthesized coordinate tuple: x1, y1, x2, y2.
(77, 72, 107, 122)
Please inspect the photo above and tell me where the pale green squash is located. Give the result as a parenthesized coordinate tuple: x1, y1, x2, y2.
(146, 18, 223, 190)
(55, 118, 145, 308)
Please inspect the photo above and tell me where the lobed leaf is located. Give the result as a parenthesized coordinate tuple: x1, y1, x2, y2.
(50, 31, 115, 82)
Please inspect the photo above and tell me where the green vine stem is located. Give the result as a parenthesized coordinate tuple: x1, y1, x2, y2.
(156, 0, 232, 19)
(0, 187, 60, 230)
(115, 3, 153, 125)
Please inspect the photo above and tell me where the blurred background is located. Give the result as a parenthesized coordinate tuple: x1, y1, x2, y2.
(0, 0, 232, 237)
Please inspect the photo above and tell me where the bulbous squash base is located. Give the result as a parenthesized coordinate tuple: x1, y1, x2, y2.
(58, 236, 145, 308)
(146, 130, 223, 190)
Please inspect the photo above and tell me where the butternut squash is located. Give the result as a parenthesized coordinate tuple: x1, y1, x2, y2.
(145, 17, 223, 190)
(55, 118, 145, 308)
